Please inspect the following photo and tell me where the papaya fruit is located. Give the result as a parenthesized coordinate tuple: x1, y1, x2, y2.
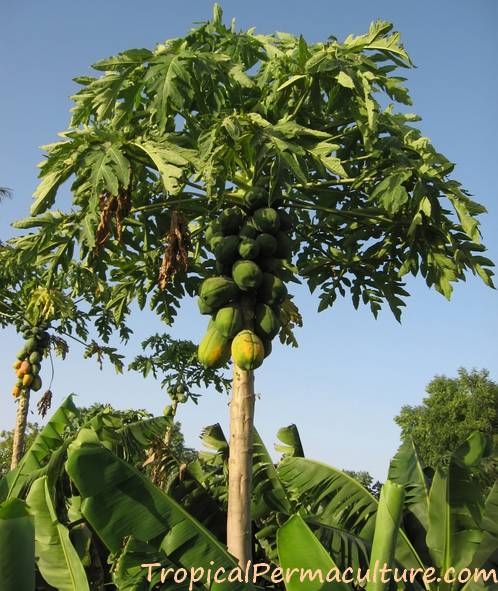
(215, 235, 240, 265)
(238, 238, 260, 260)
(205, 220, 222, 245)
(259, 257, 284, 275)
(198, 327, 231, 369)
(209, 234, 224, 251)
(214, 305, 243, 339)
(12, 360, 22, 370)
(220, 207, 244, 235)
(255, 233, 277, 257)
(163, 405, 174, 417)
(31, 364, 41, 376)
(243, 187, 268, 211)
(278, 209, 294, 231)
(274, 231, 293, 259)
(258, 273, 287, 305)
(19, 360, 30, 376)
(29, 351, 41, 364)
(16, 346, 28, 360)
(22, 374, 33, 387)
(239, 220, 258, 239)
(24, 337, 37, 352)
(12, 386, 22, 398)
(199, 277, 239, 308)
(31, 376, 42, 392)
(198, 297, 214, 316)
(253, 208, 280, 234)
(263, 339, 272, 358)
(254, 303, 281, 339)
(231, 330, 265, 371)
(215, 261, 231, 276)
(22, 330, 32, 340)
(232, 260, 263, 291)
(176, 384, 185, 394)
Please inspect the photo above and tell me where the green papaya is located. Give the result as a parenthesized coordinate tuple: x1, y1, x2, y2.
(255, 303, 281, 339)
(31, 364, 41, 376)
(198, 327, 231, 369)
(198, 297, 214, 315)
(199, 277, 239, 308)
(31, 376, 42, 392)
(232, 260, 263, 291)
(278, 209, 294, 231)
(243, 187, 268, 211)
(253, 208, 280, 234)
(255, 233, 277, 257)
(24, 338, 37, 352)
(220, 207, 244, 235)
(215, 261, 231, 276)
(163, 405, 174, 417)
(239, 220, 259, 239)
(16, 346, 28, 360)
(205, 220, 222, 245)
(259, 257, 284, 275)
(215, 235, 240, 265)
(275, 231, 293, 259)
(258, 273, 287, 305)
(238, 238, 260, 260)
(176, 383, 185, 394)
(29, 351, 41, 364)
(214, 305, 243, 339)
(209, 234, 224, 251)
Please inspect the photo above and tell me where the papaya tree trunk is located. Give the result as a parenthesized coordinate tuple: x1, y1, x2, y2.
(10, 390, 30, 470)
(227, 364, 255, 566)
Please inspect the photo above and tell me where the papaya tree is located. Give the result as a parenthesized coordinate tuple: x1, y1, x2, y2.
(0, 244, 127, 469)
(6, 4, 494, 566)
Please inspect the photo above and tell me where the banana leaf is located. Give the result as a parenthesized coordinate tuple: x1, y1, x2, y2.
(366, 480, 405, 591)
(0, 498, 35, 591)
(26, 476, 90, 591)
(277, 514, 352, 591)
(275, 425, 304, 458)
(0, 394, 80, 501)
(65, 428, 257, 591)
(427, 433, 489, 576)
(388, 438, 433, 566)
(111, 536, 203, 591)
(252, 428, 292, 519)
(460, 481, 498, 591)
(279, 457, 426, 573)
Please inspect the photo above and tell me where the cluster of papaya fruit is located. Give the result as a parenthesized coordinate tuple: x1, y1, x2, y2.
(197, 186, 294, 371)
(163, 382, 187, 416)
(11, 321, 50, 398)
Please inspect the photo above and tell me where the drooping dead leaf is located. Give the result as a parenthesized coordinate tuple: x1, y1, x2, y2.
(37, 390, 53, 418)
(94, 189, 131, 251)
(158, 210, 191, 289)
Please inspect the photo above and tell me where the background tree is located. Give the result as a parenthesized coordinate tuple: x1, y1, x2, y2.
(344, 469, 382, 499)
(395, 367, 498, 485)
(5, 5, 494, 564)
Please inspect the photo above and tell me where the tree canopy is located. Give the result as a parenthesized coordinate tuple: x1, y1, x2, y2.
(395, 368, 498, 481)
(2, 6, 493, 340)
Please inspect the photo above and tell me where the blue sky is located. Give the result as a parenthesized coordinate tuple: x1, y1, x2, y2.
(1, 0, 497, 480)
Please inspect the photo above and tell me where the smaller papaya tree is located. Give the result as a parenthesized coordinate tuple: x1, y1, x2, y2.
(6, 5, 494, 565)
